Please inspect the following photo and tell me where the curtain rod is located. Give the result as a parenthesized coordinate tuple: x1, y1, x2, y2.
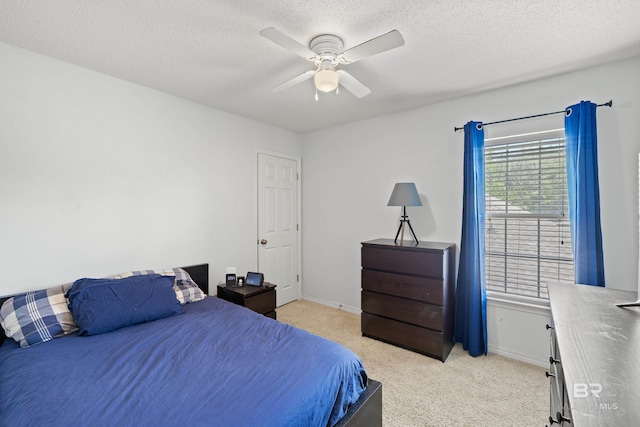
(453, 100, 613, 132)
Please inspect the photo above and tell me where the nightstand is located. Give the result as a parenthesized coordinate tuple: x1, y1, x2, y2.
(216, 284, 277, 319)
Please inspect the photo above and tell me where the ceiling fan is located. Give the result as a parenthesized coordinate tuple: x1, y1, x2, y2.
(259, 27, 404, 99)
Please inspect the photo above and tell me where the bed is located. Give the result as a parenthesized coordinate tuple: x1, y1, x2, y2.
(0, 264, 381, 426)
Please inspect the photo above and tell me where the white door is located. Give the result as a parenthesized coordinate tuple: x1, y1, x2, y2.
(257, 153, 300, 306)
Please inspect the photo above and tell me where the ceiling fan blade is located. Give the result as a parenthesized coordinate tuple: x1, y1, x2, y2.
(341, 30, 404, 63)
(271, 70, 315, 93)
(337, 70, 371, 98)
(260, 27, 315, 60)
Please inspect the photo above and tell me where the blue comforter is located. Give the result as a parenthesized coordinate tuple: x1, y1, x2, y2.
(0, 297, 367, 426)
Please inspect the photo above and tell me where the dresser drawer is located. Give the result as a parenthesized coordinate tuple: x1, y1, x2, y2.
(361, 246, 444, 278)
(362, 269, 444, 305)
(362, 290, 443, 331)
(361, 312, 446, 360)
(244, 290, 276, 315)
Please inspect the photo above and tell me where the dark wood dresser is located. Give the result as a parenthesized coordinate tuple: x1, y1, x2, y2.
(360, 239, 456, 361)
(547, 281, 640, 426)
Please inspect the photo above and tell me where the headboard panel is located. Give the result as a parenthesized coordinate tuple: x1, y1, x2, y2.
(0, 263, 209, 348)
(181, 264, 209, 295)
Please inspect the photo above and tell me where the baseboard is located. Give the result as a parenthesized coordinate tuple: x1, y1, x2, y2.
(301, 295, 361, 315)
(488, 343, 548, 368)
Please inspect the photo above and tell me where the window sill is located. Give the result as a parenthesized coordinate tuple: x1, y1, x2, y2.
(487, 291, 550, 315)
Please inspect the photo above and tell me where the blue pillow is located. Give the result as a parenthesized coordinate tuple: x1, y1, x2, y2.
(67, 274, 183, 336)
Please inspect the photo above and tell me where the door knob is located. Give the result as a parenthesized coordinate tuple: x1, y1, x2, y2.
(260, 239, 268, 245)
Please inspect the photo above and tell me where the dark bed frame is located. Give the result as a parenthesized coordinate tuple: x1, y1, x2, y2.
(0, 263, 382, 427)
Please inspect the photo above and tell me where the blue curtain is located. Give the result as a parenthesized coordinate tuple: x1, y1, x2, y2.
(454, 121, 487, 357)
(565, 101, 605, 287)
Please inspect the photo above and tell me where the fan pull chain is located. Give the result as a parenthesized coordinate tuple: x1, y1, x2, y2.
(315, 88, 318, 101)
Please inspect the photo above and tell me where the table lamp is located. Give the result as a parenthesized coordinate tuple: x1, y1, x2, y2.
(388, 182, 422, 244)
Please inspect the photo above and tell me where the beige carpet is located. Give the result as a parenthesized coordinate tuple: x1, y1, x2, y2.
(277, 300, 548, 427)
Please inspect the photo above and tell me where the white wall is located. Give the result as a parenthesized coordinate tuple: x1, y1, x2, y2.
(0, 42, 302, 295)
(2, 39, 639, 366)
(301, 55, 640, 365)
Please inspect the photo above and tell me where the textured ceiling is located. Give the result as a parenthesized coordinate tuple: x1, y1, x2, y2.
(1, 1, 639, 134)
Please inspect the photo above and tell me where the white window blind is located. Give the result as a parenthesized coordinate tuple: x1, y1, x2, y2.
(485, 132, 574, 300)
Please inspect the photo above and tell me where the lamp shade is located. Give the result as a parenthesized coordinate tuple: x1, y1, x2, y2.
(314, 69, 339, 92)
(387, 182, 422, 206)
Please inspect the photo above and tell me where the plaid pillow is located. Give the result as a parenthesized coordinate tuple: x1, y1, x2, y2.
(114, 268, 206, 305)
(0, 284, 78, 348)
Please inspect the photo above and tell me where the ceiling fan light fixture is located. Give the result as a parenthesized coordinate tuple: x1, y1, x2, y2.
(314, 69, 339, 92)
(260, 28, 403, 98)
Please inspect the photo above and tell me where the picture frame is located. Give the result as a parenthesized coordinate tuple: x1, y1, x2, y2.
(225, 273, 236, 286)
(245, 272, 264, 287)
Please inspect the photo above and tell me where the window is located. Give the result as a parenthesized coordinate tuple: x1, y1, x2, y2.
(484, 130, 574, 300)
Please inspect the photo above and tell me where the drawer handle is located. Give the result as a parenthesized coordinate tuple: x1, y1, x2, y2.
(549, 356, 560, 365)
(546, 323, 554, 330)
(556, 412, 571, 424)
(545, 371, 555, 378)
(548, 412, 571, 424)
